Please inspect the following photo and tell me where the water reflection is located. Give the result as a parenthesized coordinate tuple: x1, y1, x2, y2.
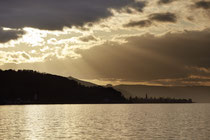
(0, 104, 210, 140)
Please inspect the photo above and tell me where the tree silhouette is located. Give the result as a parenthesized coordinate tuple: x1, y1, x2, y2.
(0, 69, 126, 104)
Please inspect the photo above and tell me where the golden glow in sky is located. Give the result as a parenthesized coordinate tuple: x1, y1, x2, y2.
(0, 0, 210, 86)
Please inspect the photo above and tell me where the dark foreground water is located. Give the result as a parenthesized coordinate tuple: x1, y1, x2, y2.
(0, 104, 210, 140)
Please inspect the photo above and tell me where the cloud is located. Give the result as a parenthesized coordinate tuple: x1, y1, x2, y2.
(71, 28, 210, 84)
(124, 20, 152, 27)
(1, 27, 210, 86)
(0, 28, 25, 43)
(124, 12, 177, 28)
(22, 53, 30, 60)
(0, 0, 146, 30)
(149, 12, 177, 22)
(79, 35, 98, 42)
(158, 0, 175, 4)
(195, 1, 210, 9)
(126, 1, 147, 12)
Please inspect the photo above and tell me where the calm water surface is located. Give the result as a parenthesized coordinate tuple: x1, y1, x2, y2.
(0, 104, 210, 140)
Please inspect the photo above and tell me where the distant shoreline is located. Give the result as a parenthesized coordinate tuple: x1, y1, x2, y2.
(0, 70, 194, 105)
(0, 102, 195, 106)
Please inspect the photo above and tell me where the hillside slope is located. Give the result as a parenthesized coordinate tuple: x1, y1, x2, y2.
(0, 70, 126, 104)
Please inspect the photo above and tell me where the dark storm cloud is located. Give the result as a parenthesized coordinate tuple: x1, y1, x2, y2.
(149, 12, 177, 22)
(127, 1, 147, 12)
(124, 20, 152, 27)
(0, 28, 25, 43)
(195, 1, 210, 9)
(124, 12, 176, 28)
(0, 0, 146, 30)
(158, 0, 175, 4)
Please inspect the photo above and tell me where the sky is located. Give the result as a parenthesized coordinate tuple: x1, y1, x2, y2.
(0, 0, 210, 86)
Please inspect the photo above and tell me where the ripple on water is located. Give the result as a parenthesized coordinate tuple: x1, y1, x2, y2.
(0, 104, 210, 140)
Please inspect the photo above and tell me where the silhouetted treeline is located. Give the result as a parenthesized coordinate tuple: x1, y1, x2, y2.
(0, 69, 126, 105)
(128, 95, 193, 103)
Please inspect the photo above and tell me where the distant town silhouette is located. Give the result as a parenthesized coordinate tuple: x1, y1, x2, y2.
(128, 94, 192, 103)
(0, 69, 192, 105)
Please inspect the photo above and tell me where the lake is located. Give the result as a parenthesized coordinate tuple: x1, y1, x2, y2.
(0, 104, 210, 140)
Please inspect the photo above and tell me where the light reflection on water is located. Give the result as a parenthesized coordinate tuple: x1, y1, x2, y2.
(0, 104, 210, 140)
